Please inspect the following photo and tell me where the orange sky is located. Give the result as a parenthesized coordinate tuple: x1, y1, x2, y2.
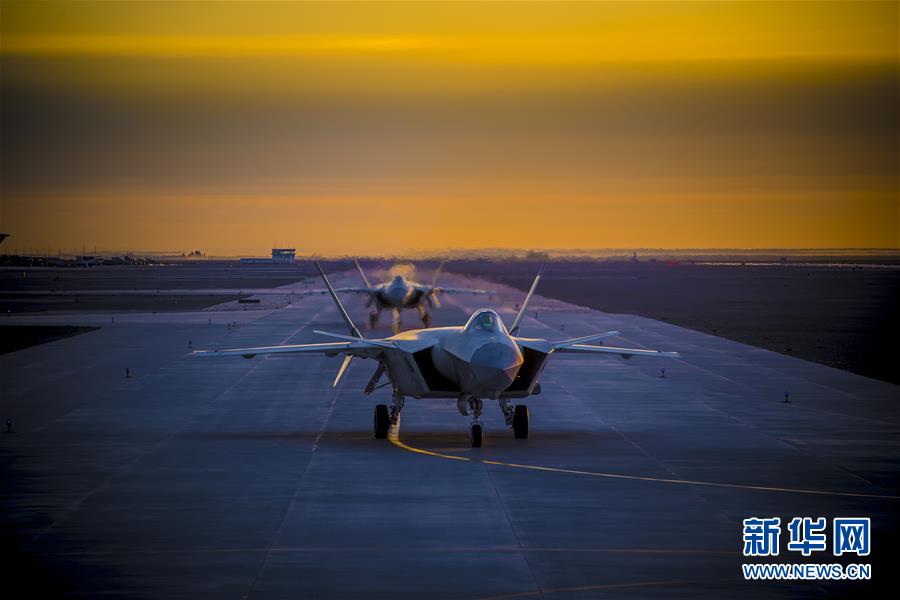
(1, 1, 897, 255)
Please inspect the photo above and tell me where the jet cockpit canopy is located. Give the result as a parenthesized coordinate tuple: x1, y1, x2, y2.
(464, 309, 507, 334)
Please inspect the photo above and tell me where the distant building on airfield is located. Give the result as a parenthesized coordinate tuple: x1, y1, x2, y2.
(240, 248, 296, 265)
(271, 248, 296, 264)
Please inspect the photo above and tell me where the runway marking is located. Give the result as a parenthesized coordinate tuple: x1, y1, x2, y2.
(480, 441, 546, 598)
(388, 433, 470, 461)
(244, 304, 349, 598)
(388, 434, 900, 500)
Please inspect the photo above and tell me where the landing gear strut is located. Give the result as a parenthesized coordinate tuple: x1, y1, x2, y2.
(465, 396, 484, 448)
(368, 311, 380, 330)
(418, 304, 432, 328)
(390, 390, 404, 426)
(499, 398, 514, 426)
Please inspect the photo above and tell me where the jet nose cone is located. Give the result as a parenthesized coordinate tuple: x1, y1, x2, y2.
(470, 342, 523, 391)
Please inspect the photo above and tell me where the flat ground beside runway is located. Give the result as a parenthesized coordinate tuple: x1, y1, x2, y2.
(0, 293, 254, 314)
(1, 268, 898, 598)
(0, 262, 309, 314)
(0, 260, 370, 314)
(0, 262, 317, 292)
(0, 325, 99, 355)
(446, 258, 900, 384)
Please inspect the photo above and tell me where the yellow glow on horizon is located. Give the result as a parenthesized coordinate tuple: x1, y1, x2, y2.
(1, 34, 444, 58)
(1, 1, 897, 252)
(8, 185, 896, 255)
(3, 1, 897, 63)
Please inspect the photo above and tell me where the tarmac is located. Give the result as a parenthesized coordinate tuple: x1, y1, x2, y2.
(2, 270, 898, 598)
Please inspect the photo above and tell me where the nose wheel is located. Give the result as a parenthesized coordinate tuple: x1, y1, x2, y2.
(461, 396, 484, 447)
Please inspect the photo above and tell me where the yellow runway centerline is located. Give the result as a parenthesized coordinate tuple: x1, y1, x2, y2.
(388, 432, 471, 461)
(388, 432, 899, 500)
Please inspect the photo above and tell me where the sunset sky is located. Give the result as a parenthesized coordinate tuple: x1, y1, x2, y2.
(1, 0, 897, 255)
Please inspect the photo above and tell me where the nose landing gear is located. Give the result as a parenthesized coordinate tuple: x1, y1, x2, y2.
(461, 396, 484, 448)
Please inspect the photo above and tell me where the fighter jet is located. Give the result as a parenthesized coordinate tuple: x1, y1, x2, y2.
(303, 260, 488, 332)
(195, 263, 680, 447)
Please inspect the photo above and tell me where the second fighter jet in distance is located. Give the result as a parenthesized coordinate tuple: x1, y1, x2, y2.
(195, 263, 681, 447)
(300, 260, 490, 332)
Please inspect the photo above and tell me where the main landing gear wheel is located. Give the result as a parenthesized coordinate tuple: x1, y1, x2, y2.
(513, 405, 529, 439)
(374, 404, 390, 439)
(470, 423, 483, 448)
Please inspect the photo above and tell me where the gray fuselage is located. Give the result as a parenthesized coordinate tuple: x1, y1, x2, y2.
(376, 309, 531, 400)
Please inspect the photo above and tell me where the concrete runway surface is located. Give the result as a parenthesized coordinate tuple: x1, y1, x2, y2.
(2, 270, 898, 598)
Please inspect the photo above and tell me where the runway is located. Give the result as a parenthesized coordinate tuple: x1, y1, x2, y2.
(2, 269, 898, 598)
